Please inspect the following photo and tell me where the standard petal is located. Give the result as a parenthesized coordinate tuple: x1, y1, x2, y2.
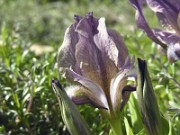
(75, 12, 99, 38)
(72, 13, 105, 86)
(107, 29, 128, 68)
(93, 17, 126, 92)
(94, 17, 128, 67)
(67, 69, 109, 110)
(57, 25, 78, 74)
(75, 17, 127, 92)
(121, 56, 135, 70)
(129, 0, 167, 49)
(74, 31, 103, 86)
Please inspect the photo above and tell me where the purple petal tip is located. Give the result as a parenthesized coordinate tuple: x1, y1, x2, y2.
(74, 15, 80, 22)
(86, 12, 93, 19)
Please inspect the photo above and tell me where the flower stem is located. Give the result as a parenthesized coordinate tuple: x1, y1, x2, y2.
(108, 115, 123, 135)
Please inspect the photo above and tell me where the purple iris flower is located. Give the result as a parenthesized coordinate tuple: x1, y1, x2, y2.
(130, 0, 180, 63)
(57, 12, 136, 115)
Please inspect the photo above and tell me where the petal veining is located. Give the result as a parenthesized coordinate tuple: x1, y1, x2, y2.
(67, 69, 109, 110)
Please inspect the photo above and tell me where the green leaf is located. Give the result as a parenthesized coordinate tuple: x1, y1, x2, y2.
(168, 120, 173, 135)
(128, 94, 143, 133)
(137, 58, 164, 135)
(137, 129, 146, 135)
(52, 80, 91, 135)
(124, 117, 134, 135)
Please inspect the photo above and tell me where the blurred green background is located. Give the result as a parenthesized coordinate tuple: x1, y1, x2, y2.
(0, 0, 137, 45)
(0, 0, 180, 134)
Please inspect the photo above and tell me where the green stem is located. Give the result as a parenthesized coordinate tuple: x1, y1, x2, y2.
(108, 115, 123, 135)
(100, 96, 123, 135)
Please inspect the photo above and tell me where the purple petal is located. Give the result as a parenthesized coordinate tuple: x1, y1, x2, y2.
(93, 18, 128, 89)
(74, 17, 128, 91)
(58, 12, 130, 101)
(94, 18, 128, 67)
(57, 25, 80, 74)
(65, 85, 108, 109)
(129, 0, 167, 49)
(156, 13, 169, 27)
(74, 33, 102, 85)
(67, 69, 109, 110)
(146, 0, 180, 32)
(75, 12, 99, 37)
(167, 43, 180, 63)
(73, 15, 114, 88)
(153, 29, 180, 44)
(65, 85, 88, 104)
(107, 29, 128, 68)
(130, 0, 180, 62)
(152, 29, 180, 62)
(121, 56, 135, 70)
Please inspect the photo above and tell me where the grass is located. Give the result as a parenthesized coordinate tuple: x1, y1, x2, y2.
(0, 0, 180, 134)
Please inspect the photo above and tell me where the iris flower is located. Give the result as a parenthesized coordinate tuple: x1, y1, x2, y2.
(57, 12, 136, 134)
(130, 0, 180, 63)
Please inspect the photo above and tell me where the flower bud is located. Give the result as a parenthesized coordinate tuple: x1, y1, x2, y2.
(137, 58, 163, 135)
(52, 80, 90, 135)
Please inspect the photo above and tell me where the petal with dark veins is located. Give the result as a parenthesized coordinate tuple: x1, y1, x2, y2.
(65, 86, 107, 109)
(67, 68, 109, 110)
(58, 25, 78, 74)
(146, 0, 180, 32)
(107, 29, 128, 68)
